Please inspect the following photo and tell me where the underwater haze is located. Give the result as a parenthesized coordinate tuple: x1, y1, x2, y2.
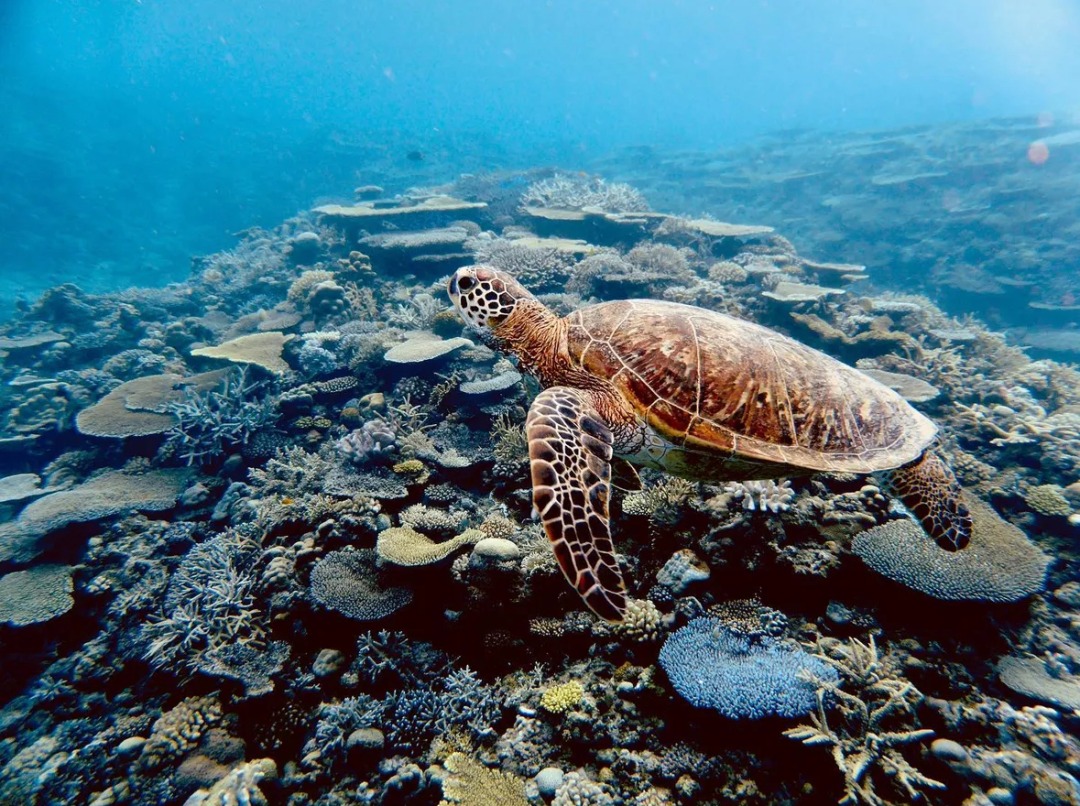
(2, 0, 1080, 307)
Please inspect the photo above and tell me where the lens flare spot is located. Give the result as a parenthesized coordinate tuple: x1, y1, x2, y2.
(1028, 141, 1050, 166)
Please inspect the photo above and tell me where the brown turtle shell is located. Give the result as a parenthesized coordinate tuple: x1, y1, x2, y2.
(566, 300, 936, 475)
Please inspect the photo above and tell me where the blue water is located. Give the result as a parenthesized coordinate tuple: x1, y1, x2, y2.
(2, 0, 1079, 307)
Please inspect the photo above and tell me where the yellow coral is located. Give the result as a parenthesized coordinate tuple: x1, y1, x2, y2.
(287, 269, 336, 302)
(392, 459, 431, 486)
(540, 680, 585, 714)
(376, 525, 483, 567)
(439, 751, 528, 806)
(1025, 484, 1072, 517)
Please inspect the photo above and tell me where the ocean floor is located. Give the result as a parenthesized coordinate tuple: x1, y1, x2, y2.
(0, 125, 1079, 805)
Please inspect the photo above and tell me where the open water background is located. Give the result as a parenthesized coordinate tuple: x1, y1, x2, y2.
(2, 0, 1079, 309)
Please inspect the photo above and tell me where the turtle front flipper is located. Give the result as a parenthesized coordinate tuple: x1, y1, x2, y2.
(887, 451, 972, 550)
(527, 386, 627, 621)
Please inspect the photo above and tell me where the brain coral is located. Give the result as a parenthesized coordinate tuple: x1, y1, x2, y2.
(852, 496, 1049, 602)
(309, 549, 413, 620)
(658, 617, 837, 719)
(0, 564, 74, 626)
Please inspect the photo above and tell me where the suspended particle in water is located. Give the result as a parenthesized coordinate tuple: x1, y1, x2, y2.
(1027, 141, 1050, 166)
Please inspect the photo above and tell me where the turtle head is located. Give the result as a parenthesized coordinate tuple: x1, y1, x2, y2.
(448, 265, 538, 344)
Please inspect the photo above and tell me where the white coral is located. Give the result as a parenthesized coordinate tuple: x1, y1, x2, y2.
(724, 479, 795, 513)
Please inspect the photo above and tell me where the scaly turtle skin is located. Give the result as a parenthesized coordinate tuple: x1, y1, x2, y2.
(448, 265, 972, 620)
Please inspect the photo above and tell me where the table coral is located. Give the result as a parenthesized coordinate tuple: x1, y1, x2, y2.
(659, 618, 836, 719)
(852, 497, 1049, 602)
(308, 548, 414, 621)
(440, 751, 529, 805)
(0, 564, 74, 626)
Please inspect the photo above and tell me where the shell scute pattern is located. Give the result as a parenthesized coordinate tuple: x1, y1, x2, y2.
(570, 299, 935, 474)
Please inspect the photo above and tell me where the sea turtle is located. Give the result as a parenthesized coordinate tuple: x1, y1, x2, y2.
(447, 265, 972, 621)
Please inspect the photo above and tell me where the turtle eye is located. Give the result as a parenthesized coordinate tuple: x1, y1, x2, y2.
(458, 275, 475, 292)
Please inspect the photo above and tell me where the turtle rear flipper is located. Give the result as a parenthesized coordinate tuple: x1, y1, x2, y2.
(888, 451, 972, 551)
(527, 386, 627, 621)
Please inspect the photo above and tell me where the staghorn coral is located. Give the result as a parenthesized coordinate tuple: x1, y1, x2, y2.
(141, 528, 271, 682)
(350, 630, 451, 687)
(310, 694, 384, 770)
(164, 368, 280, 465)
(784, 636, 944, 806)
(382, 667, 503, 754)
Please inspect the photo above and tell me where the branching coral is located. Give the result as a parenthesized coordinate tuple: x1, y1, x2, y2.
(724, 479, 795, 513)
(521, 174, 649, 213)
(623, 477, 695, 525)
(141, 528, 271, 681)
(784, 636, 944, 806)
(164, 368, 280, 465)
(382, 667, 503, 753)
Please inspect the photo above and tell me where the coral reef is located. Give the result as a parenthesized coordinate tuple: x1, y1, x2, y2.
(1, 152, 1077, 806)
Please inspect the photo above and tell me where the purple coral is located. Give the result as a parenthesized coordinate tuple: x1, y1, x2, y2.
(336, 419, 398, 464)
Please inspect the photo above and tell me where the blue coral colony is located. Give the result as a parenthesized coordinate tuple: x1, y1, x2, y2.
(1, 155, 1079, 806)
